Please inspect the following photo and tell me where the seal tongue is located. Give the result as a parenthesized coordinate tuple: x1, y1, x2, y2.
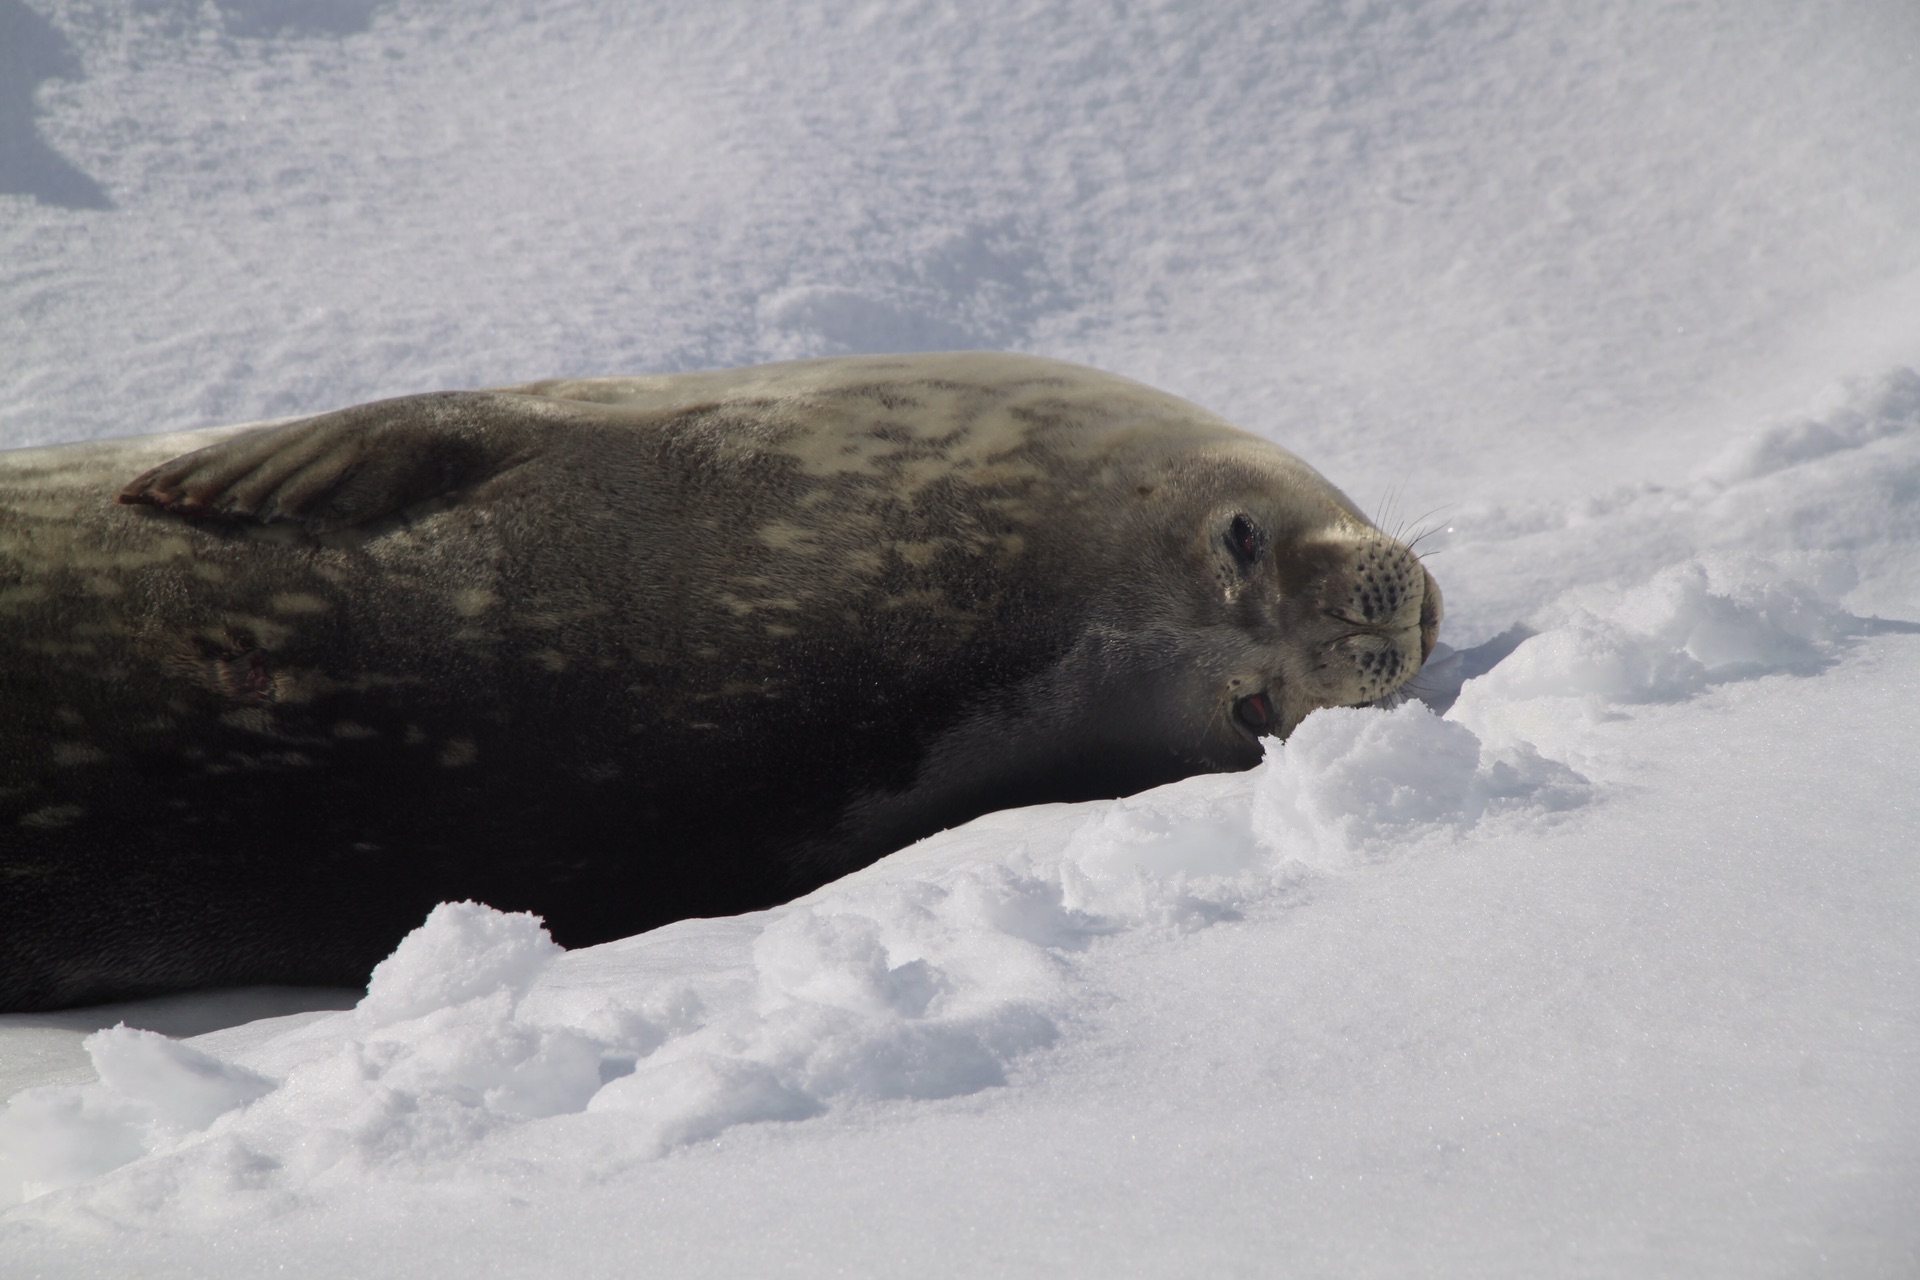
(1234, 691, 1273, 732)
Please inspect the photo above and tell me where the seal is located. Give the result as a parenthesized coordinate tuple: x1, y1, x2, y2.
(0, 352, 1440, 1010)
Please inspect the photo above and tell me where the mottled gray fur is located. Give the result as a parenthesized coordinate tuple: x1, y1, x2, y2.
(0, 353, 1439, 1008)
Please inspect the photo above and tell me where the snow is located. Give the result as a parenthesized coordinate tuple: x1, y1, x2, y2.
(2, 0, 1918, 1274)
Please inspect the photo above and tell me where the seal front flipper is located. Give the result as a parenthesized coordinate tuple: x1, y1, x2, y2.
(117, 390, 562, 533)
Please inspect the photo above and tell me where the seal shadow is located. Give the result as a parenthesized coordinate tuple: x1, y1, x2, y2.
(1395, 612, 1918, 718)
(1400, 624, 1535, 716)
(1851, 615, 1920, 636)
(0, 0, 112, 211)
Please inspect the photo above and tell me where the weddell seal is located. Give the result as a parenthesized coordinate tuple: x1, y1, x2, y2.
(0, 353, 1440, 1010)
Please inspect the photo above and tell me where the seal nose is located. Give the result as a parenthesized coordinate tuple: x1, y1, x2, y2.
(1417, 565, 1443, 665)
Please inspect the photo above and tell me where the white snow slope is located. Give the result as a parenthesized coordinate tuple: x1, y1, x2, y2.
(2, 0, 1919, 1276)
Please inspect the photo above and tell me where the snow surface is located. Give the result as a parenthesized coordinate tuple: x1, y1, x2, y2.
(2, 0, 1918, 1275)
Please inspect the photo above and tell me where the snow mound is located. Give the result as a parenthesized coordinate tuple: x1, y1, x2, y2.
(1696, 366, 1920, 486)
(357, 901, 562, 1028)
(1490, 560, 1846, 704)
(0, 1029, 271, 1205)
(1433, 365, 1920, 633)
(2, 683, 1597, 1213)
(1256, 703, 1588, 872)
(1445, 538, 1919, 783)
(1450, 551, 1898, 765)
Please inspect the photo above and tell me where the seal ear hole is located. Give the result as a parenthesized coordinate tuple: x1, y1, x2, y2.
(1224, 513, 1264, 568)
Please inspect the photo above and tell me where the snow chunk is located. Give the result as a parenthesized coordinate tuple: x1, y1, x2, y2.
(357, 900, 563, 1028)
(1255, 702, 1588, 871)
(84, 1027, 275, 1132)
(1258, 704, 1484, 864)
(0, 905, 599, 1208)
(345, 991, 607, 1122)
(753, 911, 947, 1018)
(0, 1028, 272, 1206)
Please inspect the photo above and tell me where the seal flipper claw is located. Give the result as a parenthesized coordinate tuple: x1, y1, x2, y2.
(118, 390, 554, 533)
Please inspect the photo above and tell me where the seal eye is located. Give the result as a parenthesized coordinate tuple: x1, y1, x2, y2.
(1225, 514, 1263, 568)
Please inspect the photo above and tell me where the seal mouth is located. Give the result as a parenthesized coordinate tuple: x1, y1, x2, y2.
(1233, 690, 1275, 736)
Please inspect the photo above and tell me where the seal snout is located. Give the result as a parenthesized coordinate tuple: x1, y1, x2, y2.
(1417, 564, 1443, 664)
(1307, 534, 1443, 709)
(1340, 537, 1426, 629)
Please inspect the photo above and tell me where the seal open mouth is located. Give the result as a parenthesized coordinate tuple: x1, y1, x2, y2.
(1233, 690, 1274, 735)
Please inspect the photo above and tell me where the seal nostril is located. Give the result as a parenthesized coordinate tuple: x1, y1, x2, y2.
(1234, 691, 1272, 732)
